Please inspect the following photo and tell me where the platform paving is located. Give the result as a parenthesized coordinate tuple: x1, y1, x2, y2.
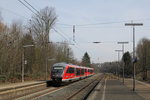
(125, 79, 150, 100)
(88, 79, 146, 100)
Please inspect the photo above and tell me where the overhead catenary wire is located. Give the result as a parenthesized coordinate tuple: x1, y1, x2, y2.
(57, 18, 150, 27)
(3, 0, 150, 28)
(73, 45, 85, 54)
(56, 23, 73, 26)
(18, 0, 37, 15)
(6, 1, 106, 57)
(53, 27, 85, 53)
(16, 1, 147, 53)
(52, 27, 86, 53)
(55, 27, 72, 40)
(18, 0, 44, 20)
(52, 28, 85, 54)
(53, 27, 86, 53)
(53, 28, 70, 42)
(18, 0, 74, 45)
(23, 0, 40, 14)
(16, 0, 150, 29)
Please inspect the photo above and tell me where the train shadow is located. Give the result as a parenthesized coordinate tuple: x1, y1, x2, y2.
(46, 80, 54, 87)
(46, 76, 92, 87)
(46, 80, 63, 87)
(46, 80, 80, 87)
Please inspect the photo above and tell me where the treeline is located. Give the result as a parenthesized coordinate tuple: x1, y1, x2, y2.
(136, 38, 150, 80)
(0, 6, 97, 83)
(0, 7, 78, 82)
(100, 38, 150, 80)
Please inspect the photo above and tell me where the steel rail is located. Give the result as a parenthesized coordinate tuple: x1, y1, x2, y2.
(81, 77, 105, 100)
(16, 80, 80, 100)
(1, 83, 46, 100)
(66, 74, 104, 100)
(0, 81, 45, 92)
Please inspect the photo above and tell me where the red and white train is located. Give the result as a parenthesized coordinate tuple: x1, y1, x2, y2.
(51, 62, 94, 83)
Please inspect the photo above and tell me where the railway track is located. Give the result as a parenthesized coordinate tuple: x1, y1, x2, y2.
(0, 81, 46, 100)
(66, 74, 105, 100)
(16, 86, 59, 100)
(81, 77, 105, 100)
(16, 81, 76, 100)
(31, 73, 104, 100)
(0, 79, 81, 100)
(0, 74, 104, 100)
(27, 78, 96, 100)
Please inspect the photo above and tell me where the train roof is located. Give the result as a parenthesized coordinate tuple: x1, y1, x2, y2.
(53, 62, 93, 69)
(53, 62, 68, 67)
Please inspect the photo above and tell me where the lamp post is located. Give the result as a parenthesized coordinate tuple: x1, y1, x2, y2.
(125, 22, 143, 91)
(22, 44, 34, 83)
(117, 42, 129, 84)
(115, 50, 123, 79)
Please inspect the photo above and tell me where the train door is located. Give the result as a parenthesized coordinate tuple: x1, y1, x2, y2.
(76, 68, 80, 78)
(65, 67, 75, 79)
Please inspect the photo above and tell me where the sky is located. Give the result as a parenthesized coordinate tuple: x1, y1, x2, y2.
(0, 0, 150, 63)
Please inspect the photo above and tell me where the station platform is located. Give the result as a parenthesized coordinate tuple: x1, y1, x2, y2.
(88, 77, 150, 100)
(125, 78, 150, 100)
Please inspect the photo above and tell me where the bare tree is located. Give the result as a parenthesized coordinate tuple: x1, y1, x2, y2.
(30, 6, 57, 45)
(0, 7, 79, 82)
(28, 7, 57, 80)
(137, 38, 150, 80)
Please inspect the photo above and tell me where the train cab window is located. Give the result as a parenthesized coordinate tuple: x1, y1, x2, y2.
(85, 69, 87, 72)
(88, 69, 90, 72)
(52, 66, 64, 73)
(81, 69, 84, 75)
(76, 68, 80, 76)
(66, 67, 74, 73)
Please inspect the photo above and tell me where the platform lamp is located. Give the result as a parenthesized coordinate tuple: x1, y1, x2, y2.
(125, 22, 143, 91)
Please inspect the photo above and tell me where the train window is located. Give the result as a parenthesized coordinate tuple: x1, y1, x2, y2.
(52, 66, 64, 73)
(90, 70, 93, 74)
(66, 67, 74, 73)
(88, 70, 92, 73)
(66, 68, 69, 73)
(53, 66, 63, 70)
(85, 69, 87, 72)
(76, 68, 80, 76)
(81, 69, 84, 75)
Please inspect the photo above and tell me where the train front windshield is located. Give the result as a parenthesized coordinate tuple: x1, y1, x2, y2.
(52, 66, 64, 73)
